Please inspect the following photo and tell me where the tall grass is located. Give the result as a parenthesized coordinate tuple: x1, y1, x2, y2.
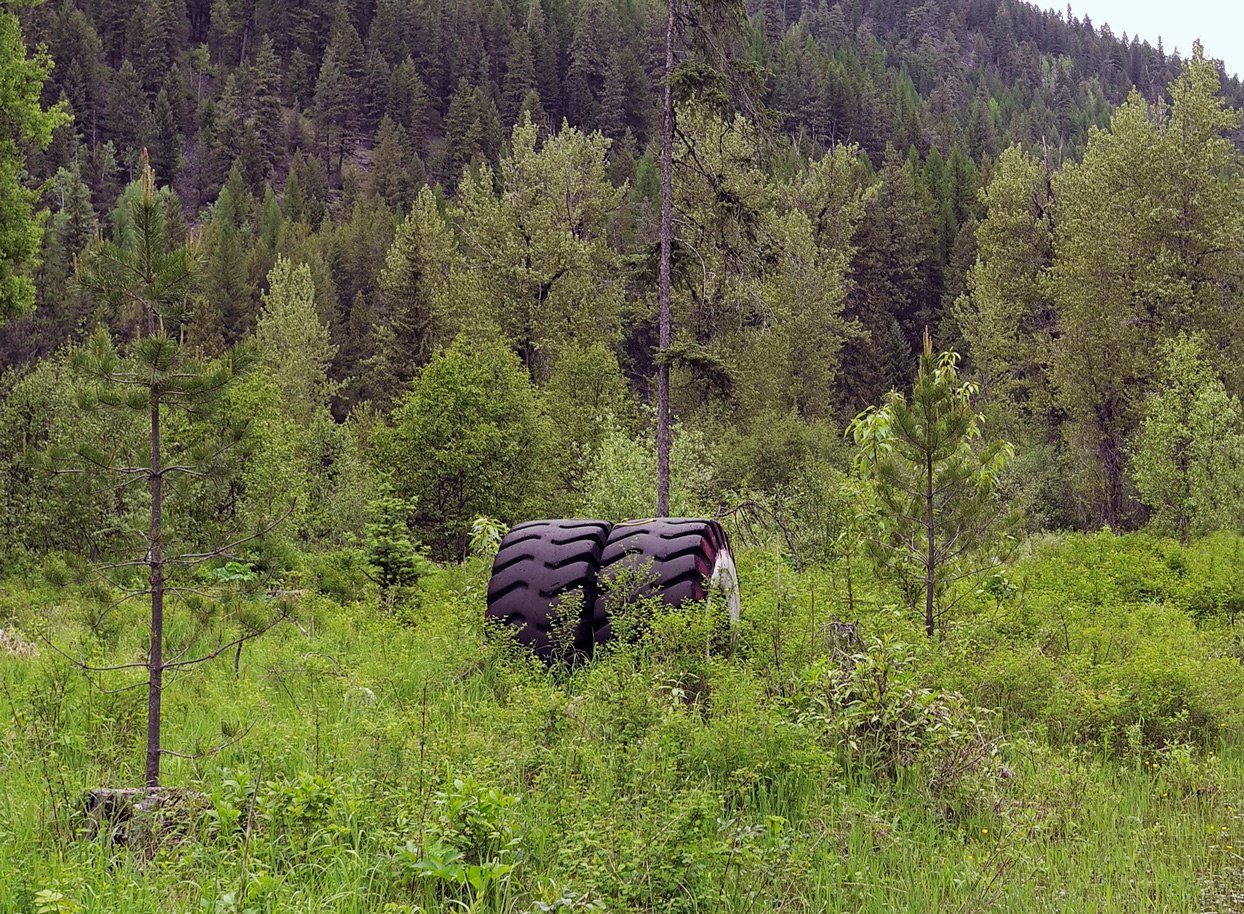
(0, 532, 1241, 913)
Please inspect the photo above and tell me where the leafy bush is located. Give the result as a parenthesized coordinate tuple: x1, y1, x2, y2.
(951, 531, 1244, 749)
(395, 775, 521, 911)
(374, 333, 550, 559)
(786, 634, 1005, 810)
(578, 419, 713, 521)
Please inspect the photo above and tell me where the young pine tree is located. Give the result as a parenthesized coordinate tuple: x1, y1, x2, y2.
(69, 155, 262, 789)
(849, 332, 1015, 637)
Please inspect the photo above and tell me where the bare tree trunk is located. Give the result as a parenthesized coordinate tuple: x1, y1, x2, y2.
(146, 398, 164, 789)
(657, 0, 675, 518)
(925, 449, 935, 638)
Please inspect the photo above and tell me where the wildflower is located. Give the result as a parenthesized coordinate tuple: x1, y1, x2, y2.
(982, 829, 988, 834)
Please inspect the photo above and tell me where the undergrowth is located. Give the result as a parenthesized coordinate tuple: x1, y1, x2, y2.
(0, 530, 1242, 913)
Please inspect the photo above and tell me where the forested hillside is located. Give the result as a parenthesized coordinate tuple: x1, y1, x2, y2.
(3, 0, 1244, 551)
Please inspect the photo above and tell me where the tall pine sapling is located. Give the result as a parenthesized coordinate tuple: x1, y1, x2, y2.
(849, 332, 1015, 637)
(64, 155, 278, 789)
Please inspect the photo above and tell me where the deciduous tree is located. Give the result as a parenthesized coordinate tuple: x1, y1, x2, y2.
(1049, 46, 1244, 526)
(254, 256, 339, 427)
(0, 0, 70, 323)
(452, 116, 624, 379)
(1132, 335, 1244, 540)
(374, 333, 548, 560)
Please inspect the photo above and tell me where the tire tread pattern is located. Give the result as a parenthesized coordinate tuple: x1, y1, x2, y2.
(588, 518, 733, 649)
(484, 520, 611, 660)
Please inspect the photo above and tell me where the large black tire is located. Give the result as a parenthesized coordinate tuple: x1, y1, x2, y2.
(485, 519, 612, 660)
(588, 518, 740, 648)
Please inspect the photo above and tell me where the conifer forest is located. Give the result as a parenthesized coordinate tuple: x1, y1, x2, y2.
(3, 0, 1244, 911)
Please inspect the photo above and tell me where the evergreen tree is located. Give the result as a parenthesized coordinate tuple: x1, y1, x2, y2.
(849, 334, 1015, 637)
(368, 116, 420, 211)
(287, 46, 316, 109)
(655, 0, 759, 514)
(283, 165, 306, 223)
(325, 193, 395, 341)
(127, 0, 173, 95)
(194, 173, 255, 351)
(250, 36, 286, 174)
(839, 145, 935, 414)
(441, 77, 503, 181)
(363, 48, 392, 134)
(313, 51, 352, 173)
(525, 0, 561, 123)
(500, 29, 537, 126)
(146, 87, 183, 183)
(372, 185, 455, 394)
(288, 149, 328, 227)
(953, 145, 1054, 436)
(386, 56, 432, 157)
(21, 166, 98, 358)
(563, 0, 614, 133)
(109, 60, 152, 175)
(70, 155, 260, 788)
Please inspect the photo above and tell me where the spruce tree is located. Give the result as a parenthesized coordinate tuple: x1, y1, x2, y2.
(953, 145, 1054, 435)
(375, 185, 454, 388)
(386, 56, 431, 157)
(250, 36, 286, 174)
(655, 0, 759, 514)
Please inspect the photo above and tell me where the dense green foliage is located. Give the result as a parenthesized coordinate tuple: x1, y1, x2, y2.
(2, 2, 1244, 907)
(1131, 336, 1244, 540)
(0, 0, 68, 322)
(1, 531, 1242, 911)
(0, 0, 1239, 533)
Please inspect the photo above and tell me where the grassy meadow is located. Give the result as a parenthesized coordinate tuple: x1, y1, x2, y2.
(1, 530, 1243, 913)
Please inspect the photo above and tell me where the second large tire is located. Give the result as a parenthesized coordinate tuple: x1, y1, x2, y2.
(587, 518, 740, 648)
(485, 519, 612, 660)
